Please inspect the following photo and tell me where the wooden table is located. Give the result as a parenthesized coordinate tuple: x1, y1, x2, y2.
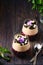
(0, 0, 43, 65)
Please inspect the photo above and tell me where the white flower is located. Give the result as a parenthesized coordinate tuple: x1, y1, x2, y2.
(33, 25, 36, 28)
(32, 21, 35, 23)
(17, 38, 19, 41)
(24, 24, 27, 26)
(25, 40, 27, 44)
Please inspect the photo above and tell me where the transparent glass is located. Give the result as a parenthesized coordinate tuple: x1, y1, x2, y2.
(40, 15, 43, 23)
(40, 15, 43, 31)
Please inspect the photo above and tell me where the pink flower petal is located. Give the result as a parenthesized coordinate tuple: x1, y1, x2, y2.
(27, 20, 32, 25)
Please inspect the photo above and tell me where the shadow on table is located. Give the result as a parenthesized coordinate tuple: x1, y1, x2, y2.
(12, 47, 35, 61)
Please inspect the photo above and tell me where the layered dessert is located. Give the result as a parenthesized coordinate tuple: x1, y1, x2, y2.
(22, 19, 38, 41)
(12, 34, 31, 57)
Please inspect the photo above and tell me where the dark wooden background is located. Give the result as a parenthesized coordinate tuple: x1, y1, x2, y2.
(0, 0, 43, 65)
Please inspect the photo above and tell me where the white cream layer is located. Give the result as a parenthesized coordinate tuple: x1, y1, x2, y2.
(22, 25, 38, 36)
(12, 41, 30, 52)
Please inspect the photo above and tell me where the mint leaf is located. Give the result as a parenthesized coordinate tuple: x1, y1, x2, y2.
(0, 47, 11, 54)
